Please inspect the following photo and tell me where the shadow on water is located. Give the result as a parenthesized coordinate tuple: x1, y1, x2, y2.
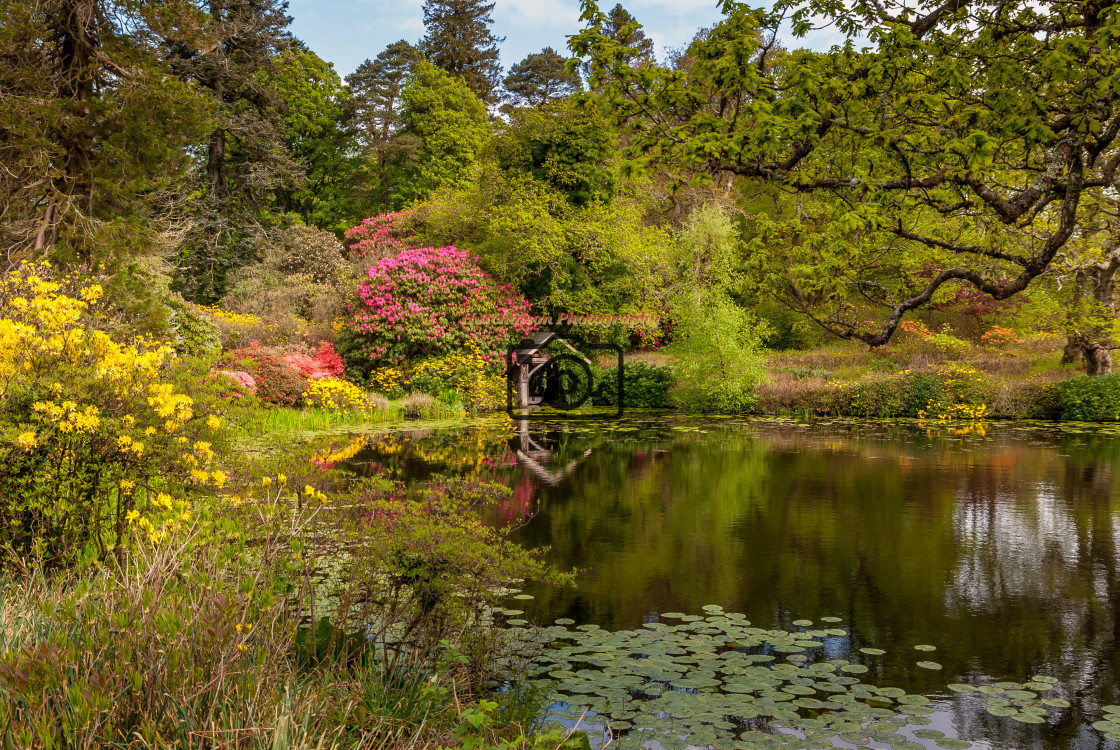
(338, 416, 1120, 750)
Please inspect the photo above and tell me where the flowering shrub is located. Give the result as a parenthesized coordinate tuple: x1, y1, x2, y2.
(280, 340, 345, 380)
(315, 340, 345, 377)
(303, 378, 372, 413)
(981, 325, 1024, 349)
(216, 369, 257, 396)
(368, 366, 408, 399)
(410, 345, 505, 413)
(898, 319, 931, 338)
(917, 364, 989, 421)
(0, 263, 235, 563)
(219, 345, 306, 406)
(344, 212, 416, 260)
(337, 245, 532, 378)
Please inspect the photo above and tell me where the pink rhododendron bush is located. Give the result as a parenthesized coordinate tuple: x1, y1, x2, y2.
(337, 244, 532, 379)
(344, 211, 415, 262)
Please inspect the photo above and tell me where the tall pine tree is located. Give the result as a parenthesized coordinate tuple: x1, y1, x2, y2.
(166, 0, 301, 302)
(503, 47, 581, 108)
(420, 0, 503, 105)
(346, 40, 421, 211)
(0, 0, 211, 266)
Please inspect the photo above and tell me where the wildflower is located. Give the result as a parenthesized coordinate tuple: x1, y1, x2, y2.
(278, 473, 286, 485)
(211, 470, 227, 488)
(207, 414, 221, 431)
(145, 426, 156, 436)
(261, 476, 272, 487)
(304, 484, 315, 496)
(125, 509, 140, 523)
(119, 479, 135, 495)
(16, 431, 37, 449)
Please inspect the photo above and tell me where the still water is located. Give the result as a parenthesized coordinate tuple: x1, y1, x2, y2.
(344, 416, 1120, 750)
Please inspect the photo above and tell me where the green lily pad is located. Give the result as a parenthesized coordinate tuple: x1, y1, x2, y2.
(792, 619, 813, 627)
(1011, 713, 1045, 724)
(914, 645, 937, 652)
(820, 617, 844, 623)
(1041, 698, 1070, 708)
(860, 648, 886, 656)
(987, 706, 1017, 717)
(916, 661, 942, 670)
(934, 740, 972, 750)
(512, 594, 534, 600)
(507, 619, 528, 625)
(554, 618, 575, 625)
(841, 664, 868, 674)
(913, 729, 944, 739)
(947, 684, 974, 693)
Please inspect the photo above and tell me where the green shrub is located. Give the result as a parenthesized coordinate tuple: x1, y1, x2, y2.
(592, 362, 674, 408)
(1057, 375, 1120, 421)
(667, 294, 767, 413)
(218, 346, 307, 407)
(1024, 382, 1062, 420)
(164, 293, 222, 356)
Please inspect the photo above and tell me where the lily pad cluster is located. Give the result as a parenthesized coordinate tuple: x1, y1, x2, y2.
(508, 607, 972, 750)
(1092, 706, 1120, 742)
(946, 677, 1065, 724)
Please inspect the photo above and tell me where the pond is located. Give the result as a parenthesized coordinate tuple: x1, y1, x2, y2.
(340, 416, 1120, 750)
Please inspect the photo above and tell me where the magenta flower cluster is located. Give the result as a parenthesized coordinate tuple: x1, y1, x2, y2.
(344, 243, 533, 368)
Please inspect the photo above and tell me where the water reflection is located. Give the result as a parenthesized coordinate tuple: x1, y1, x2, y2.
(340, 417, 1120, 749)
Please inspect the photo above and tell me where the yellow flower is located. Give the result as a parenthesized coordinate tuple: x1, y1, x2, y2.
(230, 495, 242, 506)
(117, 435, 133, 449)
(304, 484, 315, 496)
(210, 470, 227, 488)
(16, 431, 37, 449)
(261, 476, 272, 487)
(277, 473, 286, 485)
(145, 426, 156, 436)
(125, 509, 140, 524)
(119, 479, 135, 495)
(207, 414, 222, 431)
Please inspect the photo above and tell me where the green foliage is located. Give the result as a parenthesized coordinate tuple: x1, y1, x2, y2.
(164, 294, 223, 357)
(268, 44, 362, 232)
(406, 168, 672, 318)
(0, 0, 214, 266)
(420, 0, 503, 104)
(593, 361, 674, 408)
(397, 61, 491, 203)
(1057, 375, 1120, 422)
(494, 99, 615, 207)
(503, 46, 582, 107)
(346, 41, 423, 213)
(572, 0, 1120, 347)
(667, 293, 767, 413)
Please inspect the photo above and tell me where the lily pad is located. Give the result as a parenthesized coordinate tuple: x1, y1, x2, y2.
(987, 706, 1017, 717)
(860, 647, 886, 656)
(916, 661, 942, 670)
(555, 618, 575, 625)
(841, 664, 868, 674)
(792, 619, 813, 627)
(947, 684, 974, 693)
(914, 644, 937, 651)
(512, 594, 534, 600)
(1041, 698, 1070, 708)
(820, 617, 844, 623)
(934, 740, 972, 750)
(1011, 713, 1046, 724)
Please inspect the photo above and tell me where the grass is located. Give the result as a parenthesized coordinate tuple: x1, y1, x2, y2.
(236, 400, 473, 436)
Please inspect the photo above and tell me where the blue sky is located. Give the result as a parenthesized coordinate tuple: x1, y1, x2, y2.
(287, 0, 844, 79)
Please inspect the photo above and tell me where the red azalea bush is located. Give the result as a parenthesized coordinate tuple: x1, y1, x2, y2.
(218, 344, 307, 406)
(314, 340, 345, 377)
(280, 341, 345, 380)
(337, 244, 533, 379)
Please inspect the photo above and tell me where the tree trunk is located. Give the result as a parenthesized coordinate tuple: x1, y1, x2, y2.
(1085, 345, 1113, 376)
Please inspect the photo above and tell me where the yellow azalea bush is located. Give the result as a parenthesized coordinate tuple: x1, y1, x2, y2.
(303, 377, 375, 413)
(410, 345, 505, 413)
(0, 263, 237, 563)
